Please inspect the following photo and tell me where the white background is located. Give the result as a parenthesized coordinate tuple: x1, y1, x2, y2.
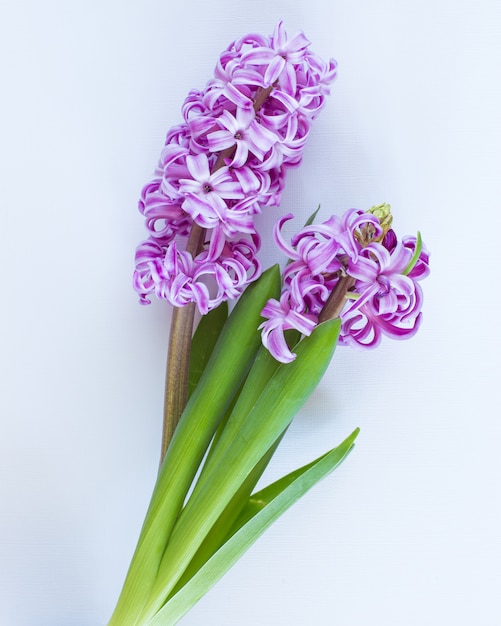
(1, 1, 500, 625)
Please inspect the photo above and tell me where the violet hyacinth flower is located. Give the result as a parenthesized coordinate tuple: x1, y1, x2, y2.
(260, 204, 430, 363)
(207, 106, 277, 168)
(133, 21, 336, 312)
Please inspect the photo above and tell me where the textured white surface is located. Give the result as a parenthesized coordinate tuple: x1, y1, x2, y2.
(1, 1, 500, 625)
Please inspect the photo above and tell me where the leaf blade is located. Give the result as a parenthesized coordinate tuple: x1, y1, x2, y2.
(140, 320, 341, 619)
(189, 301, 228, 396)
(108, 266, 281, 625)
(147, 428, 360, 625)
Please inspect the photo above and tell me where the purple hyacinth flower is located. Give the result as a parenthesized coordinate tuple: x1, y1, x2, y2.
(207, 107, 277, 168)
(179, 154, 244, 228)
(241, 20, 311, 95)
(260, 206, 430, 362)
(133, 22, 337, 313)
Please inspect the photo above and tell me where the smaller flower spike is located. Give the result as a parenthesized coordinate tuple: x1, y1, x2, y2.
(133, 22, 336, 313)
(259, 206, 430, 362)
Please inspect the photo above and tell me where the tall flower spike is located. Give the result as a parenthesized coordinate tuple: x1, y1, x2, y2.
(260, 206, 430, 362)
(133, 22, 336, 314)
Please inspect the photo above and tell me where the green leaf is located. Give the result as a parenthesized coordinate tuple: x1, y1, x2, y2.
(202, 329, 300, 469)
(190, 322, 339, 508)
(147, 428, 360, 625)
(108, 266, 281, 625)
(167, 433, 285, 599)
(403, 231, 422, 275)
(139, 319, 341, 621)
(169, 328, 298, 601)
(189, 301, 228, 396)
(304, 204, 321, 226)
(173, 333, 300, 585)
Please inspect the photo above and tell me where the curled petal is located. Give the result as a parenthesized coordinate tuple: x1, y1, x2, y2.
(272, 214, 299, 258)
(339, 309, 382, 348)
(403, 235, 430, 280)
(260, 294, 317, 363)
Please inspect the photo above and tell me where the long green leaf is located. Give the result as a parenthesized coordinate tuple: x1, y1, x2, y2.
(193, 331, 302, 494)
(147, 428, 359, 625)
(188, 301, 228, 396)
(108, 266, 281, 625)
(202, 329, 300, 469)
(304, 204, 321, 226)
(170, 334, 298, 591)
(139, 319, 341, 621)
(167, 433, 285, 599)
(167, 335, 299, 594)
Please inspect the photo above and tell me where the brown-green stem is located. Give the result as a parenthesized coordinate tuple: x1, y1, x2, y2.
(160, 82, 276, 464)
(318, 273, 356, 323)
(160, 224, 205, 463)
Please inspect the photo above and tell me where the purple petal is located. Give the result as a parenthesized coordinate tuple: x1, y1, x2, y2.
(186, 153, 210, 181)
(231, 140, 249, 168)
(241, 47, 276, 66)
(207, 129, 235, 152)
(264, 55, 286, 86)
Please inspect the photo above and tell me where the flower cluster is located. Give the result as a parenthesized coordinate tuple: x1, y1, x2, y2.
(133, 21, 336, 313)
(260, 205, 430, 362)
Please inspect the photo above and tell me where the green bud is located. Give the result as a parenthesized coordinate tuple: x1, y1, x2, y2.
(368, 203, 393, 232)
(355, 203, 393, 247)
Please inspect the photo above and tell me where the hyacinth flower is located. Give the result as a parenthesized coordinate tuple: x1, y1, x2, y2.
(131, 20, 337, 460)
(109, 24, 429, 626)
(133, 20, 336, 312)
(260, 204, 430, 363)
